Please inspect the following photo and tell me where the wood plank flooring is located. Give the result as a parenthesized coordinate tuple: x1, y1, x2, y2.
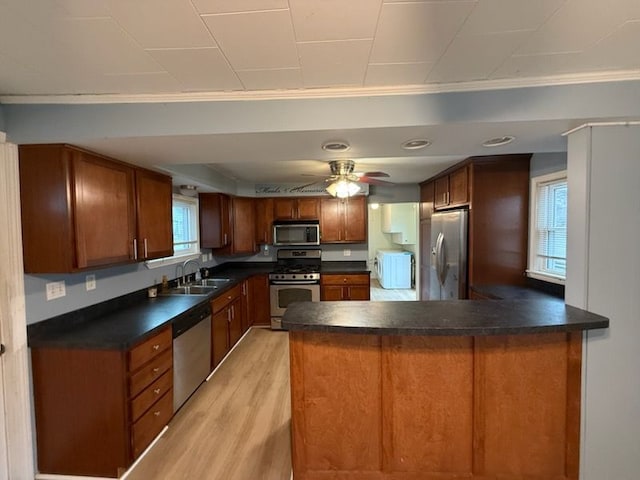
(126, 328, 292, 480)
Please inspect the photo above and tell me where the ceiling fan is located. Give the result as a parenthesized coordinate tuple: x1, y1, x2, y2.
(321, 160, 394, 198)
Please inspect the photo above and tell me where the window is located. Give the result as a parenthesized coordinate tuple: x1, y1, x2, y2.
(172, 194, 199, 255)
(528, 171, 567, 283)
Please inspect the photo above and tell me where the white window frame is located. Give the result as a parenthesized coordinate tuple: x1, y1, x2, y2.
(146, 194, 201, 269)
(527, 170, 567, 285)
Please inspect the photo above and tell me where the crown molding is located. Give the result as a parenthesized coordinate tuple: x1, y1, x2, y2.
(2, 70, 640, 105)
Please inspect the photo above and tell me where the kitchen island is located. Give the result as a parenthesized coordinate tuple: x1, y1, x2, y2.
(282, 300, 608, 480)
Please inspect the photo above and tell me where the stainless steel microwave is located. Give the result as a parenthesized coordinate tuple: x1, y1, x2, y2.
(273, 220, 320, 246)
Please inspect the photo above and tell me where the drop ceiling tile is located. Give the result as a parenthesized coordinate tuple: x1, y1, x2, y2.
(202, 10, 298, 70)
(491, 51, 585, 78)
(236, 68, 303, 90)
(191, 0, 288, 14)
(516, 0, 630, 55)
(579, 20, 640, 70)
(459, 0, 565, 35)
(289, 0, 382, 42)
(428, 30, 530, 82)
(52, 17, 163, 74)
(298, 40, 371, 87)
(107, 0, 215, 48)
(365, 62, 432, 86)
(93, 72, 183, 93)
(56, 0, 111, 17)
(370, 1, 476, 63)
(147, 47, 243, 91)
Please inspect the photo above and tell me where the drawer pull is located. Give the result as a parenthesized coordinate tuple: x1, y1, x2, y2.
(152, 344, 160, 350)
(153, 411, 161, 417)
(154, 388, 161, 395)
(153, 367, 160, 373)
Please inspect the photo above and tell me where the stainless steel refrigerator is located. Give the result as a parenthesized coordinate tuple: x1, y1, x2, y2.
(428, 209, 468, 300)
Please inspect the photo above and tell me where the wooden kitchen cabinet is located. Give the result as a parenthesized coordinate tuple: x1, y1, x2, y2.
(248, 274, 271, 326)
(420, 181, 434, 220)
(321, 273, 370, 301)
(273, 197, 320, 220)
(19, 144, 173, 272)
(433, 165, 469, 209)
(254, 197, 274, 245)
(199, 193, 231, 249)
(31, 326, 173, 477)
(320, 195, 367, 243)
(211, 284, 243, 368)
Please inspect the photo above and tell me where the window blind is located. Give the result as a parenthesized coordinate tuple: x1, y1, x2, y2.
(533, 178, 567, 278)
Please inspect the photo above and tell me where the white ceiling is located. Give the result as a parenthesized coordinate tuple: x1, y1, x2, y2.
(1, 0, 639, 187)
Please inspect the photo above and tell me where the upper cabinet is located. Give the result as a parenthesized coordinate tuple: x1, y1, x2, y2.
(254, 197, 274, 245)
(19, 144, 173, 273)
(420, 181, 434, 220)
(433, 165, 469, 209)
(320, 195, 367, 243)
(200, 194, 257, 255)
(199, 193, 231, 249)
(273, 197, 320, 220)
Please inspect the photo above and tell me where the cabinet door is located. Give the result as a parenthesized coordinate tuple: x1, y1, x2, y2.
(200, 193, 231, 249)
(321, 285, 344, 301)
(343, 196, 367, 242)
(434, 176, 449, 208)
(273, 198, 296, 220)
(211, 307, 230, 368)
(347, 285, 370, 301)
(241, 280, 250, 331)
(296, 198, 320, 219)
(231, 197, 256, 254)
(249, 274, 271, 326)
(135, 169, 173, 260)
(420, 181, 434, 220)
(449, 166, 469, 206)
(229, 298, 243, 347)
(72, 151, 137, 269)
(254, 197, 274, 244)
(320, 197, 342, 242)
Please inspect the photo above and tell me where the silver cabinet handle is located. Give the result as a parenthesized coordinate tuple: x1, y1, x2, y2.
(133, 238, 138, 260)
(144, 238, 148, 258)
(152, 367, 160, 373)
(227, 309, 231, 323)
(154, 388, 161, 395)
(223, 233, 228, 245)
(152, 344, 160, 350)
(153, 411, 161, 417)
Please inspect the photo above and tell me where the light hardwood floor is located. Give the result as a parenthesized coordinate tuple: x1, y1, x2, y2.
(126, 328, 292, 480)
(370, 278, 417, 301)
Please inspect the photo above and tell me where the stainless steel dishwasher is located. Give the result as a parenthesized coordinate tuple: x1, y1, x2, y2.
(172, 302, 212, 413)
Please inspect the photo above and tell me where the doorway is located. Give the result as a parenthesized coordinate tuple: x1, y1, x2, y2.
(367, 202, 418, 301)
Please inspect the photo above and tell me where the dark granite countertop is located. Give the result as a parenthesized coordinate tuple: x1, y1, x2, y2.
(320, 261, 370, 274)
(282, 300, 608, 336)
(471, 284, 562, 301)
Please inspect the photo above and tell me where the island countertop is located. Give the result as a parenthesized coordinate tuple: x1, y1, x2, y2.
(282, 299, 609, 336)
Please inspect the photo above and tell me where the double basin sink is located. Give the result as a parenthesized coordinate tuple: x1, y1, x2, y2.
(161, 278, 232, 296)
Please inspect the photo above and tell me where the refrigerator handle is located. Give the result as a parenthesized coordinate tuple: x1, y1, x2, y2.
(438, 234, 447, 286)
(435, 232, 445, 286)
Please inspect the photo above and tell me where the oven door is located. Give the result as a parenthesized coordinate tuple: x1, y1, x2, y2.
(270, 282, 320, 329)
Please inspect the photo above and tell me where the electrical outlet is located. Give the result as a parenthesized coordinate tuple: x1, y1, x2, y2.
(263, 245, 270, 256)
(46, 281, 66, 300)
(343, 249, 351, 257)
(85, 275, 96, 291)
(202, 253, 208, 262)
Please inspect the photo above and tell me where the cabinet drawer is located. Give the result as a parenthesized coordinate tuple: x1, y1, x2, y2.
(130, 369, 173, 422)
(321, 274, 370, 286)
(131, 389, 172, 459)
(128, 327, 171, 372)
(211, 284, 241, 313)
(129, 348, 172, 398)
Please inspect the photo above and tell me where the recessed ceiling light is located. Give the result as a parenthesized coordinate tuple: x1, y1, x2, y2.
(321, 140, 350, 152)
(402, 138, 431, 150)
(482, 135, 515, 147)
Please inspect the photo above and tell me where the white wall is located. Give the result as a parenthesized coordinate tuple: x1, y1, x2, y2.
(367, 206, 395, 278)
(566, 125, 640, 480)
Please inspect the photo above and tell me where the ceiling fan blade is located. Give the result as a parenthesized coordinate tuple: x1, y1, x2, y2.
(361, 171, 390, 178)
(359, 176, 395, 186)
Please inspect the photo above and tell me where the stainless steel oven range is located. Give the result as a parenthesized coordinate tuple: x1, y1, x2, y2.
(269, 248, 321, 330)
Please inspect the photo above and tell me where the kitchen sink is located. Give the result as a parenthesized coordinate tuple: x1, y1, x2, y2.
(161, 285, 214, 296)
(191, 278, 232, 287)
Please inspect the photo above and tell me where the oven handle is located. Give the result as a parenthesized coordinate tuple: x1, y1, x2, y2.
(270, 280, 319, 285)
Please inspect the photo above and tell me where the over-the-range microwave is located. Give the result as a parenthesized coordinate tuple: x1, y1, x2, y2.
(273, 220, 320, 246)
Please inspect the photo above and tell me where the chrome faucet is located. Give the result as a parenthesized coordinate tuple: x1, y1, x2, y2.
(180, 259, 201, 286)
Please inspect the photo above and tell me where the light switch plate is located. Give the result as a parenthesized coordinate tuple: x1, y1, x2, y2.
(343, 249, 351, 257)
(46, 281, 66, 300)
(85, 274, 96, 291)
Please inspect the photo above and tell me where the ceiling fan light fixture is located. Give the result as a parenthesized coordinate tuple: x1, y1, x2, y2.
(402, 138, 431, 150)
(482, 135, 515, 147)
(322, 140, 351, 152)
(326, 179, 361, 198)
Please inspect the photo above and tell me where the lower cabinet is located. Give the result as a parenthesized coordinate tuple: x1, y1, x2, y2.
(248, 274, 271, 326)
(30, 326, 173, 478)
(211, 284, 243, 368)
(321, 274, 371, 301)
